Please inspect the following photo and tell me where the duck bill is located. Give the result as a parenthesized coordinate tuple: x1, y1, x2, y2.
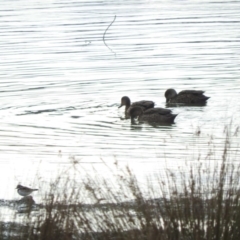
(118, 104, 123, 108)
(131, 117, 136, 124)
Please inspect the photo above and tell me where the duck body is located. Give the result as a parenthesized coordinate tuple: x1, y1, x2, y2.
(129, 106, 177, 124)
(165, 89, 210, 104)
(119, 96, 154, 115)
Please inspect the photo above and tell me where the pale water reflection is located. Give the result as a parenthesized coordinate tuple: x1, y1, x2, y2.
(0, 0, 240, 202)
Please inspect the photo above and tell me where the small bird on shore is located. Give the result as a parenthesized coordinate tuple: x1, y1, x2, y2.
(119, 96, 154, 116)
(16, 184, 38, 197)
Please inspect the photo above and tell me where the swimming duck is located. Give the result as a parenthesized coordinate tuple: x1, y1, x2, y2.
(129, 106, 177, 124)
(118, 96, 154, 115)
(165, 89, 210, 104)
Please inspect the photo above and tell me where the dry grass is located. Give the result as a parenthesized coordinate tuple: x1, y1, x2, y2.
(1, 125, 240, 240)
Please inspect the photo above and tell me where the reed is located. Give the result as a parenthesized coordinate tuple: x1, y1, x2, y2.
(1, 125, 240, 240)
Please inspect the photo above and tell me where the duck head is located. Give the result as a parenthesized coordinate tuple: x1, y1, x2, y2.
(118, 96, 131, 108)
(165, 89, 177, 103)
(128, 106, 143, 123)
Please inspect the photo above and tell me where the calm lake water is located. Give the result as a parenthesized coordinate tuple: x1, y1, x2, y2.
(0, 0, 240, 203)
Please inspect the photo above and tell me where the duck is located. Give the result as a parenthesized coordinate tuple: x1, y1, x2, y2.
(118, 96, 154, 115)
(129, 106, 178, 124)
(165, 89, 210, 104)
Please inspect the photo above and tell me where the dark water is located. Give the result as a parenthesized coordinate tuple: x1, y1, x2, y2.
(0, 0, 240, 201)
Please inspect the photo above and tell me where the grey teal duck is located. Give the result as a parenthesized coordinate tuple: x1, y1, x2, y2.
(119, 96, 154, 115)
(165, 89, 210, 104)
(129, 106, 178, 124)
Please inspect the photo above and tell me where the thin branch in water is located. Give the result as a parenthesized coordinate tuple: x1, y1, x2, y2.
(103, 15, 116, 55)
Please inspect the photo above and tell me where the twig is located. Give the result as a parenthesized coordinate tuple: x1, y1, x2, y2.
(103, 15, 116, 55)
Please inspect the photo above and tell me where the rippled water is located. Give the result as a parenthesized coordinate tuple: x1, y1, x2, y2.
(0, 0, 240, 201)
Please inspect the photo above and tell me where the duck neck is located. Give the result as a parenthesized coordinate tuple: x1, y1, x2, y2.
(125, 101, 131, 112)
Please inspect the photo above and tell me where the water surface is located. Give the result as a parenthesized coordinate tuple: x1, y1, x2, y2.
(0, 0, 240, 201)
